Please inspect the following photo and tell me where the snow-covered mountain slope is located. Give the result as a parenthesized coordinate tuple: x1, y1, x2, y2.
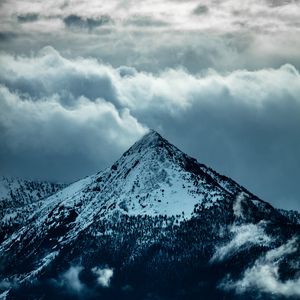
(25, 130, 267, 219)
(0, 177, 65, 243)
(0, 131, 299, 300)
(0, 177, 65, 208)
(1, 131, 274, 247)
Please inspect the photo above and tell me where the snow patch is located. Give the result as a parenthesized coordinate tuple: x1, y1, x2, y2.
(0, 290, 9, 300)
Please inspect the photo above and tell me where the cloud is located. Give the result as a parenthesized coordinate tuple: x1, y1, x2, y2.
(92, 267, 113, 287)
(0, 78, 147, 182)
(1, 0, 300, 73)
(0, 32, 17, 42)
(211, 222, 271, 262)
(63, 14, 112, 31)
(0, 48, 300, 211)
(125, 15, 169, 27)
(192, 4, 209, 15)
(0, 46, 120, 105)
(267, 0, 297, 8)
(220, 238, 300, 297)
(232, 193, 246, 219)
(17, 13, 39, 23)
(60, 265, 85, 293)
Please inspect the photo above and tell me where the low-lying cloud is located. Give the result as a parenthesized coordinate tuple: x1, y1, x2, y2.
(92, 267, 113, 287)
(0, 47, 300, 210)
(211, 222, 271, 262)
(60, 265, 85, 293)
(54, 264, 114, 296)
(220, 238, 300, 297)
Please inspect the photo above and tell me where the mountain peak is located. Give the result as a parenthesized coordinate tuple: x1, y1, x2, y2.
(138, 129, 164, 145)
(124, 129, 171, 156)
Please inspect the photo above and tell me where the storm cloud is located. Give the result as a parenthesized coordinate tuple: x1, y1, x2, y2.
(0, 48, 299, 210)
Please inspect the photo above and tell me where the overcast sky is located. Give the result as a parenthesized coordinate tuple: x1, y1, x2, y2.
(0, 0, 299, 211)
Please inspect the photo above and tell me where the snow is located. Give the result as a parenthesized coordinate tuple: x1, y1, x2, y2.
(0, 131, 234, 251)
(0, 177, 64, 205)
(0, 290, 8, 300)
(0, 178, 10, 199)
(2, 212, 17, 223)
(113, 151, 203, 218)
(0, 130, 290, 296)
(1, 131, 242, 250)
(21, 251, 59, 283)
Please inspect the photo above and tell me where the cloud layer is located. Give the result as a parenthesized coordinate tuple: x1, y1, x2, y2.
(0, 48, 300, 210)
(1, 0, 300, 73)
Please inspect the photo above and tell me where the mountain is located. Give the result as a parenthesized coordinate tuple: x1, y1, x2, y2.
(278, 209, 300, 225)
(0, 131, 299, 300)
(0, 177, 65, 244)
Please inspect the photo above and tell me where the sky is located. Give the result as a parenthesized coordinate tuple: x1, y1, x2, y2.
(0, 0, 299, 211)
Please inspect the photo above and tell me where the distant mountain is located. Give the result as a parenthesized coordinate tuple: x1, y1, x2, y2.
(0, 131, 299, 300)
(0, 177, 65, 244)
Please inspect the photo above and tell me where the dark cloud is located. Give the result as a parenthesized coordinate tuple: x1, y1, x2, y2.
(193, 4, 209, 15)
(0, 48, 147, 181)
(267, 0, 298, 7)
(17, 13, 39, 23)
(63, 14, 113, 31)
(0, 31, 17, 42)
(0, 48, 299, 212)
(0, 47, 120, 107)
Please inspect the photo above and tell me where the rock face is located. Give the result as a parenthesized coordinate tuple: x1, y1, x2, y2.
(0, 131, 299, 300)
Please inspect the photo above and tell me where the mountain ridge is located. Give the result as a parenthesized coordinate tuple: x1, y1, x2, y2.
(0, 131, 299, 300)
(0, 177, 65, 244)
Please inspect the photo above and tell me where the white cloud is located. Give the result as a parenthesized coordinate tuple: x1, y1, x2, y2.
(2, 0, 300, 33)
(1, 0, 300, 73)
(0, 50, 148, 181)
(61, 265, 85, 293)
(92, 267, 113, 288)
(232, 192, 246, 218)
(220, 238, 300, 297)
(211, 222, 271, 262)
(0, 48, 300, 210)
